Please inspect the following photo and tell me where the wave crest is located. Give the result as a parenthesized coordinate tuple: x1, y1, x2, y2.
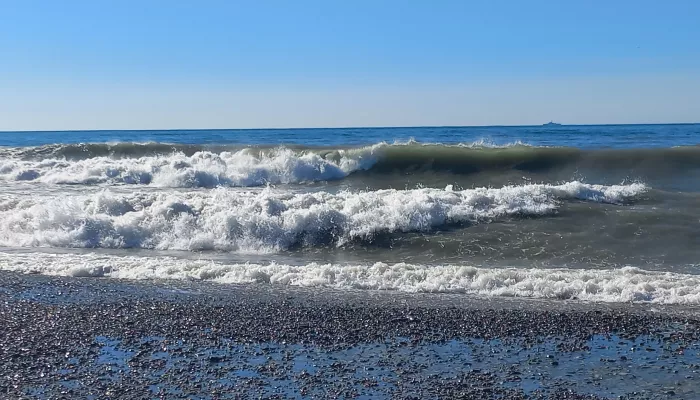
(1, 141, 698, 187)
(0, 147, 379, 187)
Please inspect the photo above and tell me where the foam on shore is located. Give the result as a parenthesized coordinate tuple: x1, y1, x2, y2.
(1, 251, 697, 304)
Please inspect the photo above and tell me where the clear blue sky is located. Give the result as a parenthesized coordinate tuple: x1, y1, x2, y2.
(1, 0, 699, 130)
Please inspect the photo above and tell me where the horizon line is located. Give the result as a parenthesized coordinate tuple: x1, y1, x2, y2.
(1, 122, 699, 134)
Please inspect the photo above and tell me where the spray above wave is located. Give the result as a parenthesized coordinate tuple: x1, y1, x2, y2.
(1, 141, 699, 187)
(1, 251, 696, 304)
(0, 182, 646, 252)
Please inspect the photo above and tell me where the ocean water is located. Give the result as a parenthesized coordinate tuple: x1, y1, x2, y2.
(2, 124, 700, 304)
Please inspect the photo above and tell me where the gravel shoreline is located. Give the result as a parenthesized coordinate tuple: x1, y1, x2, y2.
(2, 272, 700, 399)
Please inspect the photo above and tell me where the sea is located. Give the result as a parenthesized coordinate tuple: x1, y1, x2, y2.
(1, 124, 700, 304)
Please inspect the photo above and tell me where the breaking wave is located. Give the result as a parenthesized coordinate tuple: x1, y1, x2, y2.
(1, 141, 697, 187)
(1, 251, 697, 304)
(0, 146, 376, 187)
(0, 182, 647, 252)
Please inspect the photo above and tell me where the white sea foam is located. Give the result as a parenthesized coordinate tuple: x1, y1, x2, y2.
(0, 182, 647, 252)
(0, 251, 697, 304)
(0, 146, 381, 187)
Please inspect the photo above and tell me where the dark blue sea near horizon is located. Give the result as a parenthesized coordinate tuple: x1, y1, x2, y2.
(2, 123, 699, 148)
(1, 123, 700, 304)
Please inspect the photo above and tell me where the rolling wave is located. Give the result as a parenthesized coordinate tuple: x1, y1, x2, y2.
(0, 182, 646, 252)
(0, 147, 371, 187)
(0, 139, 523, 160)
(0, 141, 698, 187)
(1, 251, 697, 304)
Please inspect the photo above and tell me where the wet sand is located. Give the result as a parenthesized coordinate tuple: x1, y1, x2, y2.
(1, 272, 700, 399)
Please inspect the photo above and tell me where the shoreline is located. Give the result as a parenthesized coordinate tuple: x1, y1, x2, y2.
(2, 272, 700, 399)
